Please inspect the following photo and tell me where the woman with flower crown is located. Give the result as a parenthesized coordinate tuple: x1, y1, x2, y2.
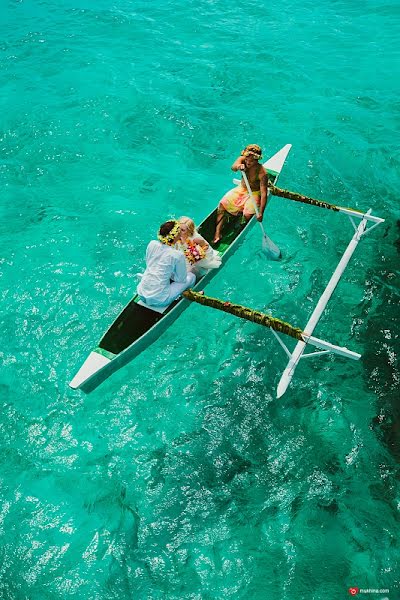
(137, 220, 196, 307)
(177, 216, 222, 277)
(213, 144, 269, 245)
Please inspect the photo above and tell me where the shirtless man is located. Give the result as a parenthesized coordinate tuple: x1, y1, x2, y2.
(213, 144, 268, 245)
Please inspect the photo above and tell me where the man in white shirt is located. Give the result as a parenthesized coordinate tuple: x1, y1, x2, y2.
(137, 220, 196, 307)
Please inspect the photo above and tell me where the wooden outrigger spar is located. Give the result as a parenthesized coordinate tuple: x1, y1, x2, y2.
(69, 144, 292, 392)
(182, 289, 362, 362)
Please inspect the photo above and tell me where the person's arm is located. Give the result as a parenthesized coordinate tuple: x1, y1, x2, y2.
(192, 236, 209, 249)
(258, 167, 269, 222)
(171, 252, 187, 283)
(145, 240, 155, 262)
(231, 156, 245, 171)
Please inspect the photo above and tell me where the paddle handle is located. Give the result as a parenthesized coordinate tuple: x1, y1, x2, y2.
(241, 171, 267, 236)
(241, 167, 281, 261)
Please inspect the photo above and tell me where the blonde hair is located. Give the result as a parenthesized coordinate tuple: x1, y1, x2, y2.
(179, 216, 195, 237)
(241, 144, 263, 160)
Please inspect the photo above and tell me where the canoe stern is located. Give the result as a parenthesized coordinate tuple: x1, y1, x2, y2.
(69, 350, 112, 389)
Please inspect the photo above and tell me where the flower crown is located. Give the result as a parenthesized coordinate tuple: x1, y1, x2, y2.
(158, 221, 180, 245)
(241, 145, 263, 160)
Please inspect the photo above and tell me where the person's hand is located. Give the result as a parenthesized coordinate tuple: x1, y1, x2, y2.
(256, 212, 263, 222)
(239, 164, 245, 171)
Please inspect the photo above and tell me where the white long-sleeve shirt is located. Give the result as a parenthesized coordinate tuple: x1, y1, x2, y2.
(137, 240, 188, 305)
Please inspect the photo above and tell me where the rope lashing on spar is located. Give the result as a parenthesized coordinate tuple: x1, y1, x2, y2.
(268, 182, 362, 214)
(182, 289, 304, 341)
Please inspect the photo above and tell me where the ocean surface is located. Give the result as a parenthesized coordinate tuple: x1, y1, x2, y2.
(1, 0, 399, 598)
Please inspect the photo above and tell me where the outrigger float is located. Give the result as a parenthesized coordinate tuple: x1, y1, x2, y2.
(69, 144, 384, 396)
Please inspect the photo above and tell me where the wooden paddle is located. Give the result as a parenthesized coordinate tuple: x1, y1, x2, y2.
(241, 171, 281, 260)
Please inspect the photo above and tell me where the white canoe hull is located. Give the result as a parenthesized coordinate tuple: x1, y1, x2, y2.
(69, 144, 292, 392)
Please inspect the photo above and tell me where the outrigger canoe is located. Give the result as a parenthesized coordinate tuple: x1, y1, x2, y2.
(69, 144, 292, 392)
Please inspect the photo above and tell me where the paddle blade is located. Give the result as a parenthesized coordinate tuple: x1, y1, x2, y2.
(262, 233, 281, 260)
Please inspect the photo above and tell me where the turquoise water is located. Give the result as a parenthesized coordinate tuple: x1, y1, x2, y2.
(1, 0, 399, 598)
